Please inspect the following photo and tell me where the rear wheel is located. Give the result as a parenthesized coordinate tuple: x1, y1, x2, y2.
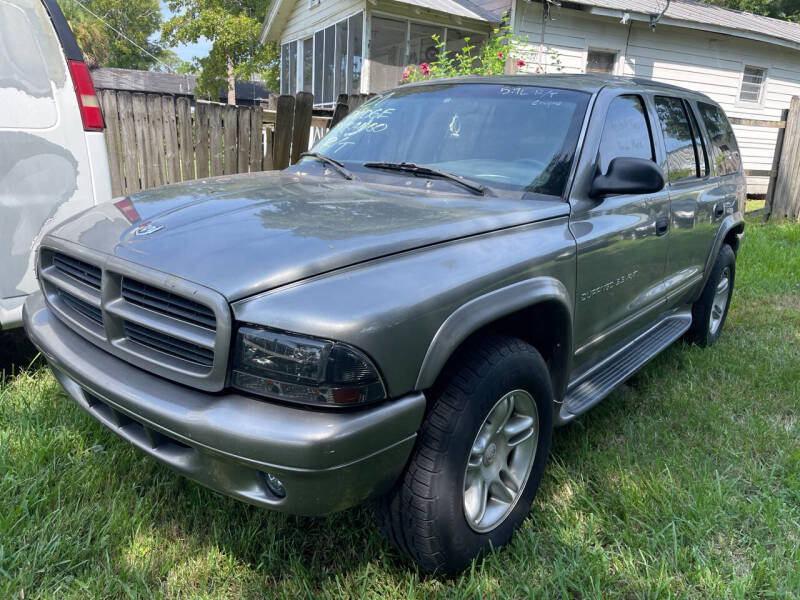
(374, 335, 553, 573)
(687, 244, 736, 347)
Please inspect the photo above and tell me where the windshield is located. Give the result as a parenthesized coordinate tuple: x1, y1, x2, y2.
(314, 83, 590, 197)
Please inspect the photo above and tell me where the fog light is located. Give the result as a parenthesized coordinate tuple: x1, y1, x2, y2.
(264, 472, 286, 498)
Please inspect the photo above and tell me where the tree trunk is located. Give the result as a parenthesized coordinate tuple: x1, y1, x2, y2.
(227, 57, 235, 105)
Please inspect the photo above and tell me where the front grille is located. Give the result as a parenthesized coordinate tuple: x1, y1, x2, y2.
(40, 245, 229, 390)
(58, 290, 103, 325)
(122, 277, 217, 329)
(124, 321, 214, 367)
(52, 253, 101, 289)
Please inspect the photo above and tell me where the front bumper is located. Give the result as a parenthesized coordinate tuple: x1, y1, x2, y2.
(24, 292, 425, 515)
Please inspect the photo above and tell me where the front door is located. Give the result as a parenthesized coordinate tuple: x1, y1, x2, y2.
(568, 92, 671, 375)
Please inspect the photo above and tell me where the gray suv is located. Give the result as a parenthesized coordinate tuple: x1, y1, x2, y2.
(24, 75, 745, 573)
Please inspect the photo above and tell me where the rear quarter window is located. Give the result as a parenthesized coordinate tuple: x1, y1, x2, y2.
(0, 0, 60, 129)
(697, 102, 742, 176)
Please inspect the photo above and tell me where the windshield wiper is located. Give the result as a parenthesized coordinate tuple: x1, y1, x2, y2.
(299, 152, 353, 180)
(363, 161, 487, 196)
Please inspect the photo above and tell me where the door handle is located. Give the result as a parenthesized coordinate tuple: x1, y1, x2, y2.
(655, 216, 670, 236)
(714, 202, 725, 218)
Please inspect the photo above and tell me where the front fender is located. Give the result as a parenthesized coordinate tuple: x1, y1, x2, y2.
(231, 218, 576, 399)
(414, 277, 572, 390)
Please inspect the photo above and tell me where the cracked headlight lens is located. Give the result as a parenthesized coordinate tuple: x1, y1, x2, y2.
(230, 326, 386, 407)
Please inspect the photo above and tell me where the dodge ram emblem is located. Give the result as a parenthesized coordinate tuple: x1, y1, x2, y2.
(134, 222, 164, 236)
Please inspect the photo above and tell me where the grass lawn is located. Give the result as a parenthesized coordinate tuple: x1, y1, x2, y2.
(2, 221, 799, 599)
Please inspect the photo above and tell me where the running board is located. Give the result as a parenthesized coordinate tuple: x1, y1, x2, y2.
(559, 313, 692, 423)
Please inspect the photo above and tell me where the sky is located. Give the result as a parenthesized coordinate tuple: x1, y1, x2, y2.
(158, 0, 212, 63)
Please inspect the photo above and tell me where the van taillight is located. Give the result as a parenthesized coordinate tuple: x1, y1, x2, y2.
(67, 59, 104, 131)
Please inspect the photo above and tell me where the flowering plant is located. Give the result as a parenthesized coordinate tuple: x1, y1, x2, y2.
(401, 18, 561, 83)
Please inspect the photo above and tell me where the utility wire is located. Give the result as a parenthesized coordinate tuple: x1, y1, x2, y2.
(70, 0, 176, 72)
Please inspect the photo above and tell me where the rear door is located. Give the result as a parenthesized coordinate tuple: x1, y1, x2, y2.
(652, 95, 715, 302)
(568, 90, 672, 375)
(0, 0, 100, 317)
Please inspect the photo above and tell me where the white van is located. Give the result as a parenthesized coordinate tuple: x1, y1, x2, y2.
(0, 0, 111, 329)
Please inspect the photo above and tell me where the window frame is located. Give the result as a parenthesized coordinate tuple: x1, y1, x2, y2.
(585, 48, 618, 75)
(596, 93, 656, 177)
(279, 10, 364, 104)
(654, 94, 704, 185)
(737, 64, 767, 106)
(696, 100, 742, 178)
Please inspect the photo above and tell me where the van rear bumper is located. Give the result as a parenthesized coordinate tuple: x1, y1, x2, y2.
(23, 291, 425, 515)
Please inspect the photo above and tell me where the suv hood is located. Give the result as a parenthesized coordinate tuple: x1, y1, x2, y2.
(49, 172, 568, 301)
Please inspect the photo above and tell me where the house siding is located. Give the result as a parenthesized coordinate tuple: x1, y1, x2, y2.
(513, 1, 800, 193)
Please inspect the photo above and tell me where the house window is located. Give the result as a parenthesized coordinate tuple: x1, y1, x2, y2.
(370, 16, 408, 93)
(280, 40, 297, 94)
(302, 37, 313, 93)
(586, 49, 616, 74)
(368, 19, 487, 93)
(348, 12, 363, 94)
(739, 65, 766, 103)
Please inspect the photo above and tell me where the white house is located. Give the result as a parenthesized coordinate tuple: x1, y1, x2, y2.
(260, 0, 800, 194)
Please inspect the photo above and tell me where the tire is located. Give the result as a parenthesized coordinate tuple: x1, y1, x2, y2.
(686, 243, 736, 347)
(374, 335, 554, 573)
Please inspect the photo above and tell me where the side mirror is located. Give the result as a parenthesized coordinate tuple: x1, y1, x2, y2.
(589, 157, 666, 199)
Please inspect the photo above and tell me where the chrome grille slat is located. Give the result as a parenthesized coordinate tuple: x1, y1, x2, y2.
(121, 277, 217, 329)
(124, 321, 214, 367)
(52, 254, 101, 289)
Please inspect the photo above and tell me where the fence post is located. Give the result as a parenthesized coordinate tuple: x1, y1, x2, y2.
(116, 91, 140, 193)
(145, 94, 165, 187)
(248, 107, 262, 172)
(176, 97, 194, 181)
(195, 103, 210, 178)
(764, 108, 789, 220)
(99, 90, 124, 196)
(161, 96, 180, 184)
(273, 94, 295, 170)
(209, 103, 223, 176)
(237, 106, 250, 173)
(222, 105, 238, 175)
(772, 96, 800, 221)
(291, 91, 314, 164)
(330, 93, 349, 129)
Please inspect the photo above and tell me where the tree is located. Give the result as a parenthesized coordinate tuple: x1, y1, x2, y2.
(161, 0, 279, 104)
(61, 0, 166, 70)
(706, 0, 800, 21)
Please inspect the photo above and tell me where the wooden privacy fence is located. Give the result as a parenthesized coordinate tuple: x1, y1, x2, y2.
(99, 90, 374, 197)
(729, 99, 800, 222)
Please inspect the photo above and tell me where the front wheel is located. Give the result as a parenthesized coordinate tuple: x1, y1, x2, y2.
(374, 335, 553, 573)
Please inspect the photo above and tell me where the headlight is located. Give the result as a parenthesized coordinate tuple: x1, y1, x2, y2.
(230, 326, 386, 407)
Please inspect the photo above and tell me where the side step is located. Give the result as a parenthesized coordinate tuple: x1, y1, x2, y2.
(560, 313, 692, 422)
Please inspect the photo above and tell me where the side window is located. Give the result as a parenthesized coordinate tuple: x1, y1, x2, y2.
(597, 95, 654, 174)
(686, 102, 709, 177)
(655, 96, 698, 182)
(697, 102, 742, 176)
